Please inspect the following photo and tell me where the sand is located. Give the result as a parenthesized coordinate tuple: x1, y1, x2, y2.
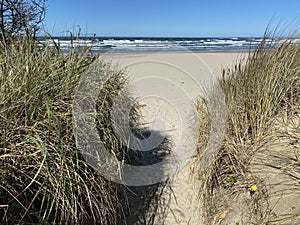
(102, 51, 247, 154)
(98, 51, 300, 225)
(101, 52, 247, 224)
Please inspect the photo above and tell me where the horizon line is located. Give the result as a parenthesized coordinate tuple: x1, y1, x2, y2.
(38, 35, 265, 38)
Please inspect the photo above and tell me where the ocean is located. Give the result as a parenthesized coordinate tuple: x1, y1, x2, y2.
(39, 37, 299, 54)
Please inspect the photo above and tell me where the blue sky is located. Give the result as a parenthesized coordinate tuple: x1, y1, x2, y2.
(44, 0, 300, 37)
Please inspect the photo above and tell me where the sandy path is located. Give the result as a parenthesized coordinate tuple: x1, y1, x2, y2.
(102, 52, 246, 224)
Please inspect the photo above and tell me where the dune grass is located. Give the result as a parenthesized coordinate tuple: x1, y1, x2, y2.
(194, 30, 300, 223)
(0, 37, 134, 224)
(1, 29, 299, 225)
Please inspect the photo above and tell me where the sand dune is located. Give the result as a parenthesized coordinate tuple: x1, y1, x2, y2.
(102, 52, 247, 224)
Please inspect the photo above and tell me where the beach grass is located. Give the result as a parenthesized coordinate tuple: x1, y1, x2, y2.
(0, 36, 135, 224)
(1, 28, 299, 225)
(194, 30, 300, 224)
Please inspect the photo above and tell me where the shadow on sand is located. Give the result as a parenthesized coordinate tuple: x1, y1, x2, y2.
(116, 130, 174, 225)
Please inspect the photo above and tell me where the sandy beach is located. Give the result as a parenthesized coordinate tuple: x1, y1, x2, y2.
(102, 52, 247, 141)
(101, 51, 300, 225)
(2, 1, 300, 224)
(102, 52, 247, 224)
(102, 51, 247, 148)
(102, 52, 246, 160)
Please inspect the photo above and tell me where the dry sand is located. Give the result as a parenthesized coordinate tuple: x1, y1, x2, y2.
(100, 52, 300, 225)
(102, 52, 247, 153)
(101, 52, 247, 224)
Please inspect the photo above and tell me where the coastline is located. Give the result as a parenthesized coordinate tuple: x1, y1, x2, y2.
(41, 36, 294, 54)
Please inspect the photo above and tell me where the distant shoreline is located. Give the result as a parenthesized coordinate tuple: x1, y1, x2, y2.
(39, 36, 281, 54)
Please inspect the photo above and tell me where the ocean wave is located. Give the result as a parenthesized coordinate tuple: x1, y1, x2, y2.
(39, 37, 300, 54)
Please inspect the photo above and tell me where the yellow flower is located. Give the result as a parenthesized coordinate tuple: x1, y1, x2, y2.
(251, 185, 257, 192)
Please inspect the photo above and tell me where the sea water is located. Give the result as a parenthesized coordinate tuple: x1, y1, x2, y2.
(39, 36, 300, 54)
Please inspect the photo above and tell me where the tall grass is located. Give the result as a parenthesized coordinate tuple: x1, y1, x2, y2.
(0, 37, 132, 224)
(194, 30, 300, 222)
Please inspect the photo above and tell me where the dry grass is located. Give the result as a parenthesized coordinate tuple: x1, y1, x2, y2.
(193, 29, 300, 224)
(0, 37, 135, 224)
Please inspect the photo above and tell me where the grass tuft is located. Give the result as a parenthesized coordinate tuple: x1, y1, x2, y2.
(0, 36, 135, 224)
(193, 28, 300, 223)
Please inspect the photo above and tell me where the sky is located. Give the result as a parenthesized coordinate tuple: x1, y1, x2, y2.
(44, 0, 300, 37)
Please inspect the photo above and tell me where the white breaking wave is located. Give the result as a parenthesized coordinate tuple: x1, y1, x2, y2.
(39, 37, 300, 54)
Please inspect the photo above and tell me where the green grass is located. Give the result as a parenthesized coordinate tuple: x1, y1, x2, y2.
(0, 37, 135, 224)
(193, 29, 300, 223)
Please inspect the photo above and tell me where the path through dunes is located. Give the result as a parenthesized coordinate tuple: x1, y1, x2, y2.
(102, 52, 247, 225)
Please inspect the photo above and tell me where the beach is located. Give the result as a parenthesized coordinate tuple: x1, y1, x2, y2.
(2, 36, 299, 224)
(102, 52, 246, 159)
(102, 52, 247, 224)
(101, 50, 300, 225)
(102, 52, 247, 147)
(2, 0, 300, 224)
